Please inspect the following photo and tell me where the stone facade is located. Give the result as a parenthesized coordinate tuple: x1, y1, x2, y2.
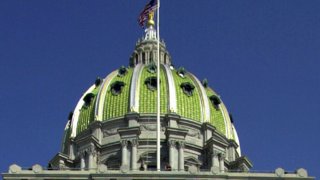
(3, 164, 313, 179)
(49, 113, 249, 172)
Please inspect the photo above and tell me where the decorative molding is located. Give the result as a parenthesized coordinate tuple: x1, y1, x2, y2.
(180, 125, 201, 139)
(103, 128, 118, 137)
(140, 124, 156, 131)
(9, 164, 22, 174)
(187, 129, 201, 139)
(140, 124, 165, 132)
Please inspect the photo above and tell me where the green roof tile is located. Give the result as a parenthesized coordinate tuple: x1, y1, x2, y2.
(206, 88, 226, 136)
(103, 68, 133, 120)
(139, 66, 168, 114)
(172, 70, 201, 121)
(77, 86, 101, 134)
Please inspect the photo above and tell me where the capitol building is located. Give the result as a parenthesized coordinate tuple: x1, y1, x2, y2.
(2, 8, 314, 180)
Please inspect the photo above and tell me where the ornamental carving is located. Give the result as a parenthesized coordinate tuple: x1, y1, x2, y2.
(131, 139, 139, 146)
(178, 141, 185, 149)
(121, 140, 128, 147)
(187, 129, 201, 139)
(103, 128, 118, 137)
(218, 153, 226, 160)
(140, 124, 156, 131)
(180, 126, 201, 139)
(167, 140, 177, 147)
(140, 124, 165, 132)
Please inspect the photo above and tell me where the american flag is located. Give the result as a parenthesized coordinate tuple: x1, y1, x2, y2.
(138, 0, 158, 27)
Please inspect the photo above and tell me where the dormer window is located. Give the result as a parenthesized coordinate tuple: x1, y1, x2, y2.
(67, 111, 73, 127)
(118, 66, 127, 77)
(110, 81, 125, 95)
(177, 67, 186, 78)
(142, 52, 146, 64)
(202, 78, 208, 88)
(209, 95, 221, 109)
(145, 77, 158, 91)
(95, 77, 102, 86)
(147, 62, 157, 74)
(180, 82, 195, 96)
(83, 93, 95, 106)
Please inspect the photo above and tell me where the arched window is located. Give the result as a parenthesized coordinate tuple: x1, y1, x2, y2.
(145, 77, 158, 91)
(110, 81, 125, 95)
(180, 82, 195, 96)
(135, 54, 138, 64)
(105, 154, 121, 170)
(209, 95, 221, 109)
(83, 93, 95, 106)
(142, 52, 146, 64)
(147, 63, 157, 74)
(118, 66, 127, 77)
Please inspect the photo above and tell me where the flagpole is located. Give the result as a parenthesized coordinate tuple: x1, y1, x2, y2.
(156, 0, 161, 172)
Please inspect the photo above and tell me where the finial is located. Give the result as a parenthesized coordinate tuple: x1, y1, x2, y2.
(144, 11, 157, 40)
(147, 11, 155, 27)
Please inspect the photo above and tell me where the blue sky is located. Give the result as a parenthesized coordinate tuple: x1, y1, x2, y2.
(0, 0, 319, 178)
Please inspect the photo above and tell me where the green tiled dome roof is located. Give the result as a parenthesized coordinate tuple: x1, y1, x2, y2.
(62, 32, 241, 155)
(66, 64, 235, 139)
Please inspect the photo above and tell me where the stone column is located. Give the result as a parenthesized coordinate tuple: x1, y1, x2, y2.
(131, 139, 138, 171)
(121, 140, 128, 167)
(211, 150, 220, 173)
(139, 52, 142, 64)
(168, 140, 176, 170)
(80, 154, 85, 170)
(88, 153, 93, 169)
(88, 144, 96, 169)
(219, 153, 225, 173)
(69, 139, 75, 160)
(146, 51, 149, 64)
(178, 141, 185, 171)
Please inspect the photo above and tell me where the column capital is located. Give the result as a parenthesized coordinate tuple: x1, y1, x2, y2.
(88, 144, 96, 155)
(219, 153, 226, 160)
(131, 139, 139, 146)
(121, 140, 128, 147)
(212, 150, 221, 157)
(178, 141, 185, 149)
(168, 140, 177, 147)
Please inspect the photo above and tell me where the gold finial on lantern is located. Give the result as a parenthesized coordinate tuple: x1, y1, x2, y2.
(147, 11, 155, 27)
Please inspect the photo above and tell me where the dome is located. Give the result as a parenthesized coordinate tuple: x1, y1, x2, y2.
(57, 19, 245, 172)
(63, 41, 240, 146)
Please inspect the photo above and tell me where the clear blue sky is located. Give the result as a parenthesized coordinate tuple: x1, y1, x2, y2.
(0, 0, 319, 178)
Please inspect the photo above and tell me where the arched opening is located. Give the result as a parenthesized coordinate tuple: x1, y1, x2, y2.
(180, 82, 195, 96)
(142, 52, 146, 64)
(139, 151, 158, 171)
(149, 51, 153, 62)
(110, 81, 125, 95)
(135, 53, 138, 64)
(105, 153, 121, 170)
(145, 77, 158, 91)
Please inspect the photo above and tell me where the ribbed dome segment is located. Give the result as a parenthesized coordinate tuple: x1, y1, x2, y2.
(103, 68, 133, 120)
(66, 65, 237, 141)
(139, 65, 168, 114)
